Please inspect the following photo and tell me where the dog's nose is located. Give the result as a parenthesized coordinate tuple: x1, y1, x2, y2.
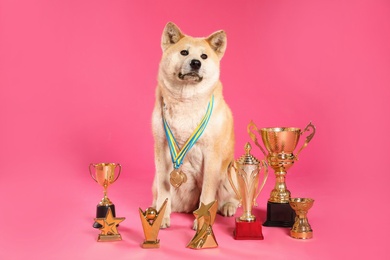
(190, 59, 201, 70)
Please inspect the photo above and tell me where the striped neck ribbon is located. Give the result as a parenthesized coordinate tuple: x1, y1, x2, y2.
(163, 95, 215, 170)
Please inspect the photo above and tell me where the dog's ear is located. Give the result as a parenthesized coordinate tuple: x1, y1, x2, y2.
(161, 22, 184, 51)
(206, 30, 227, 59)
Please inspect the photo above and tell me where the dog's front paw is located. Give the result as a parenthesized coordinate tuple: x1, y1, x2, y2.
(160, 216, 171, 229)
(220, 202, 237, 217)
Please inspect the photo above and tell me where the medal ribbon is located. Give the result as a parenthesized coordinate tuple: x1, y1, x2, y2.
(163, 95, 214, 170)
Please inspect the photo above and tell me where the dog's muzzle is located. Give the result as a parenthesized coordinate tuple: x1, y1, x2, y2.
(178, 59, 203, 82)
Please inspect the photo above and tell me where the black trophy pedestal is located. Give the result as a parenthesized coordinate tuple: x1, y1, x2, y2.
(93, 204, 116, 228)
(263, 201, 296, 227)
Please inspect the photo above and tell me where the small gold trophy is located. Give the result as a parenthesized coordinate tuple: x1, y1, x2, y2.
(139, 199, 168, 248)
(289, 198, 314, 239)
(94, 207, 125, 241)
(228, 143, 268, 240)
(89, 162, 122, 228)
(187, 201, 218, 249)
(248, 121, 316, 227)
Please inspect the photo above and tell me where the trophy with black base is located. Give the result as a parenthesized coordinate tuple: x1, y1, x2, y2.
(89, 162, 121, 228)
(248, 121, 315, 227)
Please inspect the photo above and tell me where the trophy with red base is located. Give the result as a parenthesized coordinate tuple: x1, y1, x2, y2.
(228, 143, 268, 240)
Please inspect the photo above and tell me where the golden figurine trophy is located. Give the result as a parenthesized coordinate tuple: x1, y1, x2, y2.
(94, 207, 125, 241)
(289, 198, 314, 239)
(139, 199, 168, 248)
(228, 143, 268, 240)
(187, 201, 218, 249)
(89, 162, 122, 228)
(248, 121, 315, 227)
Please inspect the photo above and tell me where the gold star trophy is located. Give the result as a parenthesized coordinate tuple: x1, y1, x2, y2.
(94, 207, 125, 241)
(187, 200, 218, 249)
(138, 199, 168, 248)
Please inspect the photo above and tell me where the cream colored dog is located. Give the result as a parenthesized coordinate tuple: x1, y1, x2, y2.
(152, 22, 237, 228)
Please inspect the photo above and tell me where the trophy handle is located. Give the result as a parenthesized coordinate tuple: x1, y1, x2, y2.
(113, 163, 122, 182)
(89, 163, 97, 182)
(247, 120, 267, 157)
(227, 162, 242, 201)
(253, 160, 269, 206)
(295, 122, 316, 159)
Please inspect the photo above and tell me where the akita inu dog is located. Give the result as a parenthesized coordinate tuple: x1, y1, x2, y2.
(152, 22, 237, 228)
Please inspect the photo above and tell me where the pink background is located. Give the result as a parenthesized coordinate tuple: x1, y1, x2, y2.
(1, 0, 389, 259)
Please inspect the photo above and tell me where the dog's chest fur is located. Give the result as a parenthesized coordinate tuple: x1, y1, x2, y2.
(163, 99, 209, 139)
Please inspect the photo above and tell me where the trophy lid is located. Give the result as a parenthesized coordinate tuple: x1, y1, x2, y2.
(237, 142, 260, 165)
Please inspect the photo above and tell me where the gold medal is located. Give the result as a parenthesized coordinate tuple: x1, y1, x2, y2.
(170, 169, 187, 188)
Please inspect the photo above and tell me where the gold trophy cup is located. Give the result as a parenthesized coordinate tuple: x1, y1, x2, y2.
(228, 143, 268, 239)
(289, 198, 314, 239)
(248, 121, 315, 227)
(89, 162, 122, 228)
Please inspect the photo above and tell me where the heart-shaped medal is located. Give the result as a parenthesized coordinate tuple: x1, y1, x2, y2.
(170, 169, 187, 188)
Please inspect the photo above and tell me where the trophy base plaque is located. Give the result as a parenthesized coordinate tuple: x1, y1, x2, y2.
(93, 204, 117, 228)
(234, 218, 264, 240)
(291, 230, 313, 239)
(142, 240, 160, 248)
(263, 202, 296, 227)
(97, 234, 122, 242)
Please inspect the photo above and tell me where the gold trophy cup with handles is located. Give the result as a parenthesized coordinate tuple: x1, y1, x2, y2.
(90, 162, 121, 228)
(228, 143, 268, 239)
(248, 121, 315, 227)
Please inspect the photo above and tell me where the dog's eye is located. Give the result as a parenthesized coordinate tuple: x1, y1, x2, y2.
(201, 54, 208, 60)
(180, 50, 189, 56)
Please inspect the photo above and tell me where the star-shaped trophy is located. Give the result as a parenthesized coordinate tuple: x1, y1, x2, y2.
(94, 207, 125, 241)
(187, 200, 218, 249)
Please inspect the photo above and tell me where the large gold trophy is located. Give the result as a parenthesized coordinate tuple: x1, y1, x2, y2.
(89, 162, 122, 228)
(228, 143, 268, 239)
(248, 121, 315, 227)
